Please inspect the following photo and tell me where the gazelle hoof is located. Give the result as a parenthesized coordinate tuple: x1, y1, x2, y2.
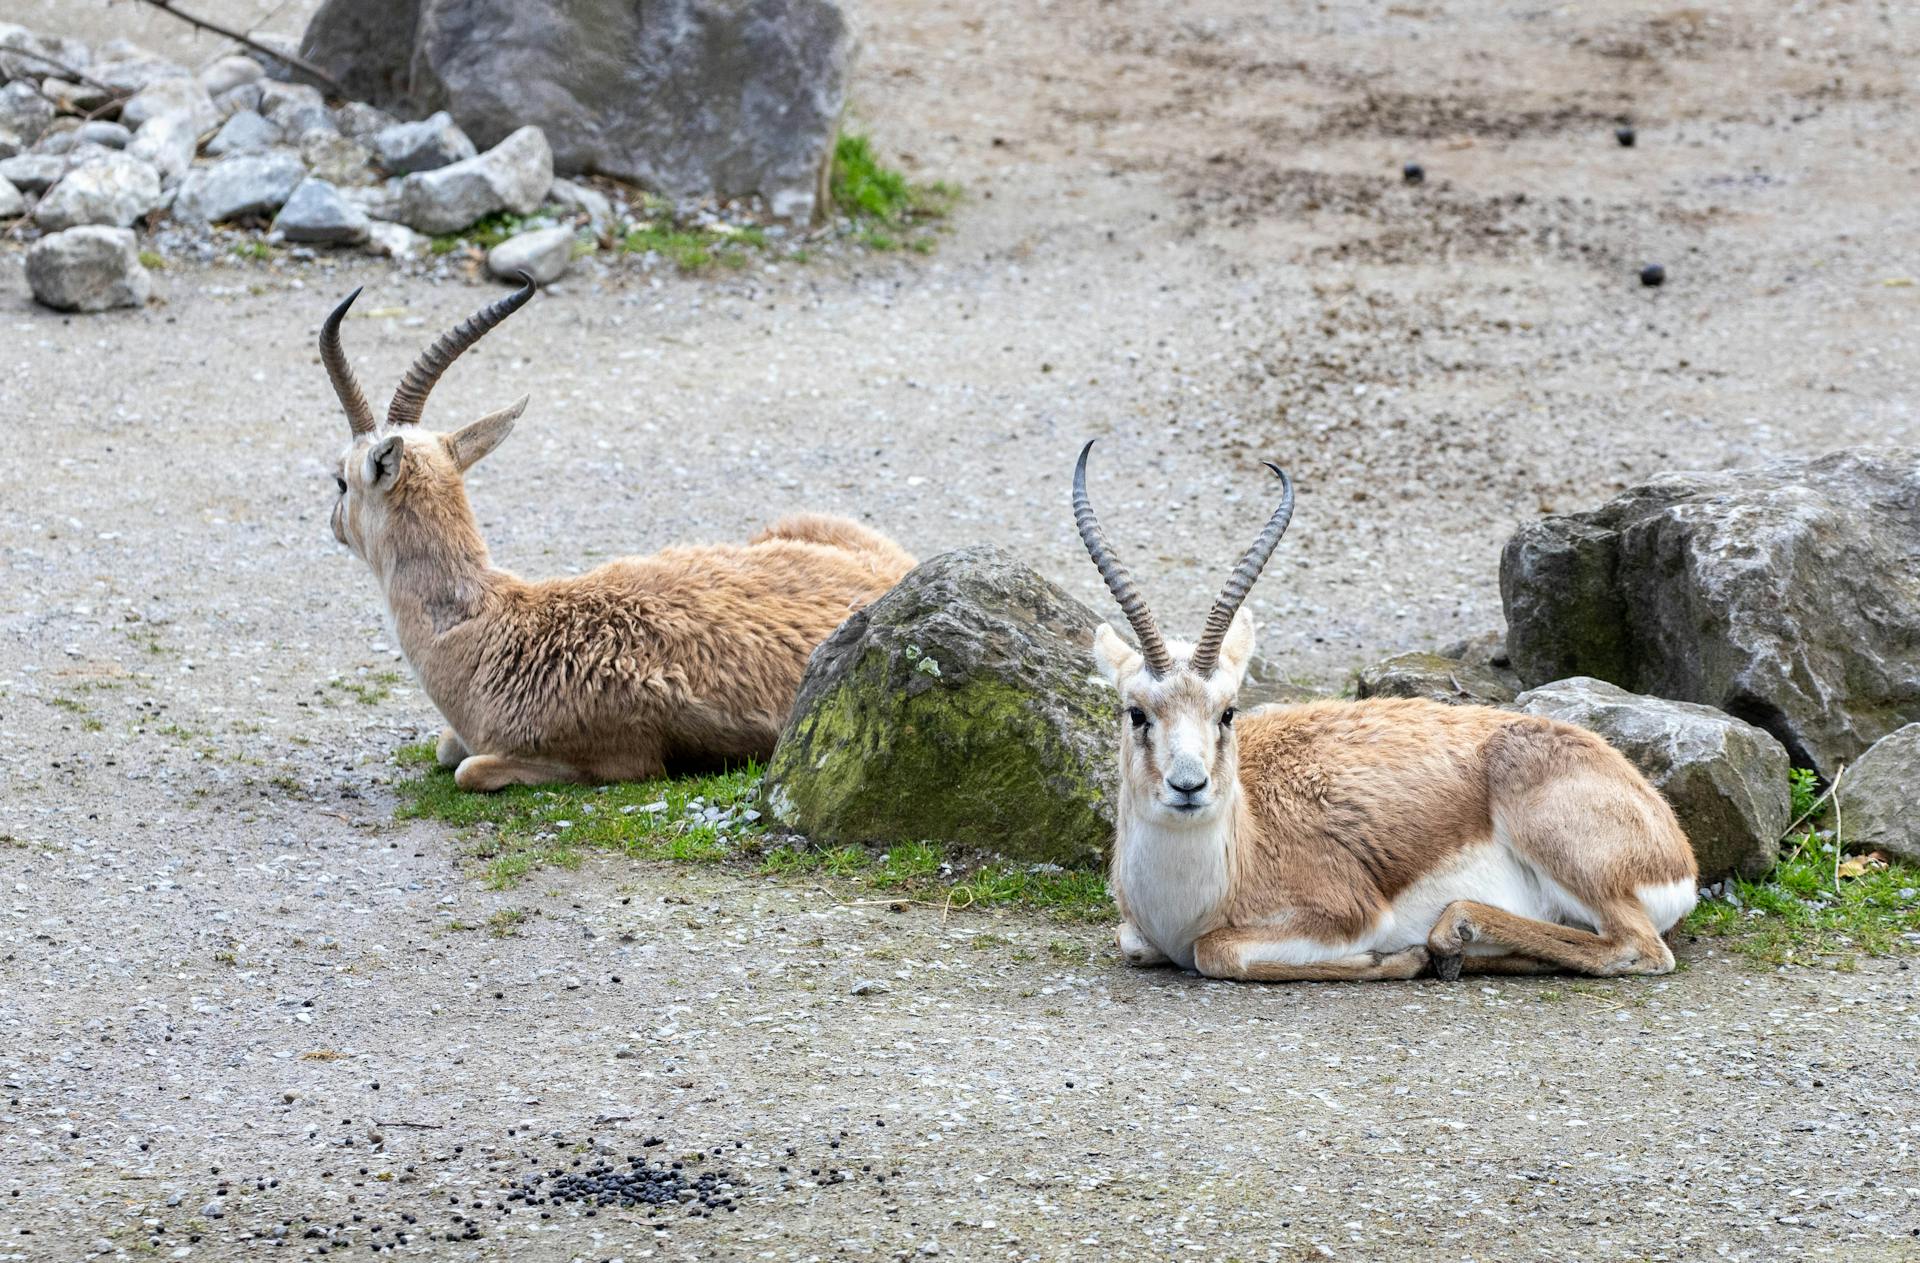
(1430, 952, 1463, 982)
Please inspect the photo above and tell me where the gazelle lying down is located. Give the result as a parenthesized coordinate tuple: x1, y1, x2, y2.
(1072, 442, 1698, 981)
(319, 277, 914, 790)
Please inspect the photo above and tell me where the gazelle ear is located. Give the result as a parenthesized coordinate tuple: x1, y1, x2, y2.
(1217, 608, 1257, 681)
(1092, 622, 1141, 686)
(447, 396, 527, 472)
(363, 434, 405, 489)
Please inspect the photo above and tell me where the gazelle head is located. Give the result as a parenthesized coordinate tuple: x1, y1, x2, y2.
(1074, 441, 1294, 824)
(319, 276, 536, 569)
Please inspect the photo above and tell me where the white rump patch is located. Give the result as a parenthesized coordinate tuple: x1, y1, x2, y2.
(1636, 877, 1698, 934)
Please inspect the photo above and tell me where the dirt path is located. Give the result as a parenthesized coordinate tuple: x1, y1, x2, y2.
(3, 0, 1918, 1258)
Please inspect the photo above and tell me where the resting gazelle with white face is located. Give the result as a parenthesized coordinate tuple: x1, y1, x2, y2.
(1073, 442, 1698, 981)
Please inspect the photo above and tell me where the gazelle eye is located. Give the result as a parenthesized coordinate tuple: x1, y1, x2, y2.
(1127, 707, 1149, 730)
(1220, 707, 1236, 727)
(334, 475, 348, 494)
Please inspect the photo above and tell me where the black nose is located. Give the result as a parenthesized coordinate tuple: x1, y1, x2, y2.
(1167, 774, 1208, 795)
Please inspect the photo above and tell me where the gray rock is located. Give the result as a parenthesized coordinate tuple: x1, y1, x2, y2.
(0, 79, 54, 147)
(128, 114, 200, 187)
(396, 124, 551, 234)
(546, 176, 612, 227)
(0, 174, 20, 218)
(257, 81, 334, 140)
(214, 83, 264, 118)
(271, 177, 369, 244)
(332, 100, 399, 142)
(1502, 448, 1920, 777)
(207, 110, 279, 156)
(848, 979, 890, 997)
(301, 0, 850, 221)
(34, 152, 163, 229)
(341, 178, 404, 222)
(0, 151, 64, 193)
(1238, 656, 1329, 709)
(119, 76, 219, 134)
(73, 121, 133, 150)
(1513, 677, 1790, 881)
(30, 119, 81, 154)
(1354, 651, 1518, 707)
(198, 55, 264, 99)
(88, 54, 190, 94)
(0, 24, 90, 83)
(486, 225, 575, 283)
(25, 225, 151, 312)
(764, 546, 1117, 866)
(1834, 724, 1920, 864)
(363, 218, 423, 258)
(371, 109, 475, 175)
(37, 78, 114, 115)
(299, 130, 373, 185)
(173, 148, 306, 223)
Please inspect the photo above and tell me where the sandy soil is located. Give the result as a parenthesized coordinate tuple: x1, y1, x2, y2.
(2, 0, 1918, 1258)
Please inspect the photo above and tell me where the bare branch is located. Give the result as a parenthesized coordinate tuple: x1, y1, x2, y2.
(125, 0, 346, 97)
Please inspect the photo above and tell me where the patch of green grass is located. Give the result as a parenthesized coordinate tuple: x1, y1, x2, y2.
(229, 240, 272, 261)
(391, 743, 1111, 920)
(486, 908, 527, 938)
(830, 133, 957, 254)
(618, 223, 756, 272)
(393, 744, 763, 889)
(137, 250, 166, 270)
(329, 671, 403, 706)
(1685, 767, 1920, 966)
(431, 211, 533, 256)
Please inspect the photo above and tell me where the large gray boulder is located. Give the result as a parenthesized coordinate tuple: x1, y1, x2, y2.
(300, 0, 850, 221)
(1833, 724, 1920, 865)
(26, 226, 151, 312)
(764, 546, 1118, 866)
(173, 148, 306, 223)
(1513, 677, 1790, 881)
(1502, 449, 1920, 777)
(396, 125, 551, 233)
(32, 152, 163, 229)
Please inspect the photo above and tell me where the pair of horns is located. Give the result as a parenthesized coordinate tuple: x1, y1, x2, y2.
(320, 273, 537, 435)
(1073, 440, 1294, 679)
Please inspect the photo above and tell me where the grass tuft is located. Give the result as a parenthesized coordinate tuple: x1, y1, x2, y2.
(390, 744, 1109, 919)
(1684, 767, 1920, 966)
(830, 133, 957, 254)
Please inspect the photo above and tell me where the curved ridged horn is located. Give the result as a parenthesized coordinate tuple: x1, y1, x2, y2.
(1188, 462, 1295, 679)
(1073, 440, 1176, 678)
(321, 287, 376, 436)
(386, 273, 537, 428)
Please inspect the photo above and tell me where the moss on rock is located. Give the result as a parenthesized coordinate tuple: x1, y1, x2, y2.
(764, 546, 1118, 866)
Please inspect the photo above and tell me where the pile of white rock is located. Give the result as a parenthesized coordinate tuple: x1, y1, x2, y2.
(0, 21, 622, 311)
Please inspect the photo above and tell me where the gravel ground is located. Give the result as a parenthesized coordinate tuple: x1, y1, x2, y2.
(3, 0, 1919, 1258)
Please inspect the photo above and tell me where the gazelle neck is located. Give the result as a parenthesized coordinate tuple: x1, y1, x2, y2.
(1114, 780, 1241, 969)
(370, 495, 499, 658)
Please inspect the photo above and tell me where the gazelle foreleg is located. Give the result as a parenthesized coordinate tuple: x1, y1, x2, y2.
(1192, 928, 1430, 982)
(1427, 899, 1674, 980)
(436, 727, 470, 768)
(1115, 921, 1171, 968)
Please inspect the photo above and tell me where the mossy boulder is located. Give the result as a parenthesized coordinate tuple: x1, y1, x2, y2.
(763, 546, 1117, 865)
(1512, 677, 1790, 881)
(1501, 447, 1920, 776)
(1353, 651, 1517, 707)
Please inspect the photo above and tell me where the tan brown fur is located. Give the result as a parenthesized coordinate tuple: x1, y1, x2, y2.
(1075, 441, 1699, 983)
(334, 427, 911, 790)
(319, 284, 912, 791)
